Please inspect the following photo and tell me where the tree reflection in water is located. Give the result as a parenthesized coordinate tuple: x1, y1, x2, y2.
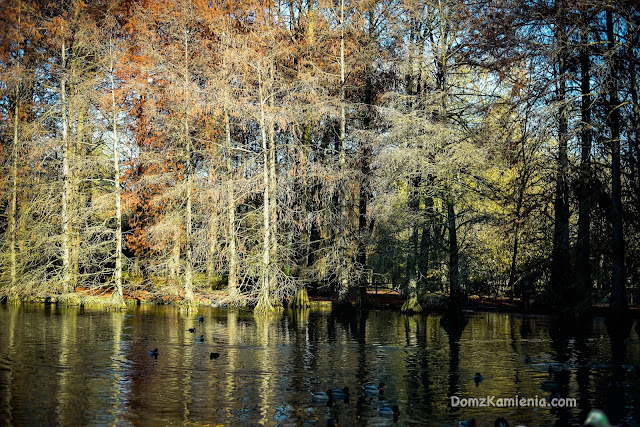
(0, 305, 639, 425)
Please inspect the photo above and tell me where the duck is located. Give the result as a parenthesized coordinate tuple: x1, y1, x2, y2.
(473, 372, 483, 385)
(494, 417, 509, 427)
(331, 387, 350, 399)
(149, 348, 158, 357)
(312, 389, 333, 402)
(583, 409, 612, 427)
(541, 379, 559, 392)
(459, 419, 476, 427)
(523, 355, 532, 364)
(197, 335, 205, 342)
(188, 327, 196, 333)
(198, 316, 204, 322)
(378, 405, 400, 417)
(363, 382, 385, 396)
(210, 352, 220, 359)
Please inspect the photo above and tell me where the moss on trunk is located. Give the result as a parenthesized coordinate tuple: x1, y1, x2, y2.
(290, 287, 310, 308)
(401, 295, 422, 313)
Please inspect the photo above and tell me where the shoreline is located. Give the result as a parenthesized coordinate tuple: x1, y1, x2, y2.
(2, 287, 639, 319)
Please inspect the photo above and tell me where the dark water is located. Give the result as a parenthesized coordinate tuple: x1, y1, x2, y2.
(0, 305, 639, 426)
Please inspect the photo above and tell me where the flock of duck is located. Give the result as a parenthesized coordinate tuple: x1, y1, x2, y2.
(312, 382, 401, 421)
(459, 355, 616, 427)
(145, 316, 619, 426)
(148, 315, 219, 361)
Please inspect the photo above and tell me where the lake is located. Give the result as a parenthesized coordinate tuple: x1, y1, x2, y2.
(0, 304, 639, 426)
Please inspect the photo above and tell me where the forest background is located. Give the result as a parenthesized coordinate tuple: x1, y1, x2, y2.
(1, 0, 639, 318)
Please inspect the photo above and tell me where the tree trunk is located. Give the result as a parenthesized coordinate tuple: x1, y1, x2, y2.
(402, 175, 422, 313)
(357, 24, 375, 308)
(576, 20, 592, 309)
(9, 87, 19, 291)
(337, 0, 350, 305)
(268, 65, 278, 302)
(110, 45, 125, 306)
(256, 69, 275, 314)
(299, 121, 312, 285)
(184, 131, 194, 303)
(550, 10, 570, 308)
(183, 26, 194, 305)
(507, 160, 526, 300)
(606, 8, 627, 315)
(71, 106, 83, 290)
(447, 199, 459, 298)
(60, 33, 73, 294)
(628, 23, 640, 255)
(290, 286, 310, 308)
(225, 111, 239, 299)
(206, 207, 218, 287)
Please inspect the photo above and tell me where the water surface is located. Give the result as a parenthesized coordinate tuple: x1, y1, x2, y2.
(1, 304, 639, 426)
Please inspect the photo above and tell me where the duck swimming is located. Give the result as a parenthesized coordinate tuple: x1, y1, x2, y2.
(494, 416, 509, 427)
(197, 335, 205, 342)
(149, 348, 158, 357)
(188, 327, 196, 333)
(378, 405, 400, 417)
(473, 372, 483, 385)
(198, 316, 204, 322)
(312, 390, 333, 402)
(363, 383, 385, 396)
(459, 419, 476, 427)
(331, 387, 350, 399)
(210, 352, 220, 359)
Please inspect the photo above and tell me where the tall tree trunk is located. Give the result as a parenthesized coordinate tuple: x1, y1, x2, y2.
(507, 179, 525, 300)
(299, 121, 312, 285)
(356, 7, 375, 309)
(576, 20, 592, 309)
(256, 69, 274, 314)
(337, 0, 349, 304)
(402, 175, 422, 313)
(224, 111, 239, 298)
(71, 106, 83, 290)
(9, 87, 19, 291)
(404, 24, 422, 307)
(110, 43, 125, 306)
(206, 145, 218, 289)
(7, 5, 21, 291)
(206, 204, 218, 287)
(606, 8, 627, 315)
(60, 33, 73, 295)
(268, 65, 278, 302)
(183, 26, 194, 305)
(447, 199, 459, 298)
(628, 24, 640, 248)
(550, 9, 570, 308)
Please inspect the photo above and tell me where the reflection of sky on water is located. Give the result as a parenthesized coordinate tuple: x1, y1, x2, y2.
(0, 305, 639, 426)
